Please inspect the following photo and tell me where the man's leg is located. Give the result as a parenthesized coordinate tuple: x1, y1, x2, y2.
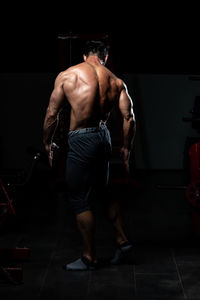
(63, 209, 97, 271)
(76, 210, 96, 262)
(107, 198, 134, 264)
(107, 198, 128, 245)
(64, 156, 98, 270)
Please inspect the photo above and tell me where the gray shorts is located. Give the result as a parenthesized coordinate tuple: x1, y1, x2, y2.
(66, 124, 112, 214)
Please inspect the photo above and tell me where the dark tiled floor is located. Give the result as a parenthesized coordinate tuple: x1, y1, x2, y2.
(1, 168, 200, 300)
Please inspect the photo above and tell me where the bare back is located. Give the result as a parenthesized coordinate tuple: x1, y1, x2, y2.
(57, 58, 124, 131)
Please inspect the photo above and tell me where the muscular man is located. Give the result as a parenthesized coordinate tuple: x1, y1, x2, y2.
(43, 41, 136, 270)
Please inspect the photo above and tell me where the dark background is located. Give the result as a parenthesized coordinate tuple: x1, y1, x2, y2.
(0, 4, 200, 75)
(1, 5, 200, 299)
(0, 4, 200, 170)
(0, 5, 200, 221)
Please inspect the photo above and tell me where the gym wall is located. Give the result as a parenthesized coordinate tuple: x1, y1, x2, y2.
(122, 74, 200, 170)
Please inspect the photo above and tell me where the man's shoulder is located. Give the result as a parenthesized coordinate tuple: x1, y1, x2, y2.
(100, 66, 123, 84)
(113, 75, 125, 91)
(55, 65, 81, 86)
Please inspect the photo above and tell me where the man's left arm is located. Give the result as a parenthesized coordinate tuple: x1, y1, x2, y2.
(43, 77, 65, 152)
(118, 82, 136, 174)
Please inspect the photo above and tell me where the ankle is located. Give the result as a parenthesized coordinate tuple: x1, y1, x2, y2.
(83, 254, 96, 263)
(116, 238, 129, 247)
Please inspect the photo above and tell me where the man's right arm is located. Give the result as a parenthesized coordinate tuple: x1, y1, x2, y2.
(43, 73, 65, 152)
(118, 82, 136, 173)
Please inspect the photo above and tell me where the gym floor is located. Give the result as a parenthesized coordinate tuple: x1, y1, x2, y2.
(0, 167, 200, 300)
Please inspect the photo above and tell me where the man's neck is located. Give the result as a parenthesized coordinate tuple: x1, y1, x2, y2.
(86, 55, 104, 65)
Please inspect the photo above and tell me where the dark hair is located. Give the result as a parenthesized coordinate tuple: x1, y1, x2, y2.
(83, 40, 109, 60)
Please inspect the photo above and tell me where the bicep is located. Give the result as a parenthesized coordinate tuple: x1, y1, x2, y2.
(118, 86, 135, 121)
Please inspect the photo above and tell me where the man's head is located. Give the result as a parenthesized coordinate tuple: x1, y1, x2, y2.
(83, 40, 109, 65)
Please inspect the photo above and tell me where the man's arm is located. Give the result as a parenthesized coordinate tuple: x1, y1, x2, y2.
(43, 75, 65, 152)
(118, 82, 136, 173)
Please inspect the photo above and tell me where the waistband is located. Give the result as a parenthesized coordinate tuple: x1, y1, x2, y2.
(68, 122, 107, 137)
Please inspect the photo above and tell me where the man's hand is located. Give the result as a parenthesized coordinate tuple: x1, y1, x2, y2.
(44, 143, 50, 154)
(120, 147, 130, 174)
(44, 143, 53, 167)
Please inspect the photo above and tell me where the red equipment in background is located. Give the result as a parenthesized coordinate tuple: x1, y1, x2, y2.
(186, 142, 200, 235)
(0, 152, 40, 284)
(188, 143, 200, 183)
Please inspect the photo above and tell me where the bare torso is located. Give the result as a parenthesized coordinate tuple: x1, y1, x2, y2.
(57, 57, 124, 131)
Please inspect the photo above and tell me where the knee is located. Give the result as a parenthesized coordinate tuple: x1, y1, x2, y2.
(76, 210, 94, 229)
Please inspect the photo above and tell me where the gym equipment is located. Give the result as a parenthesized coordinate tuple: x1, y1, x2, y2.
(157, 95, 200, 235)
(185, 142, 200, 235)
(0, 151, 40, 284)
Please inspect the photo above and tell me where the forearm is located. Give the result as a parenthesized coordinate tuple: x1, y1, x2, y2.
(43, 111, 58, 145)
(122, 117, 136, 150)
